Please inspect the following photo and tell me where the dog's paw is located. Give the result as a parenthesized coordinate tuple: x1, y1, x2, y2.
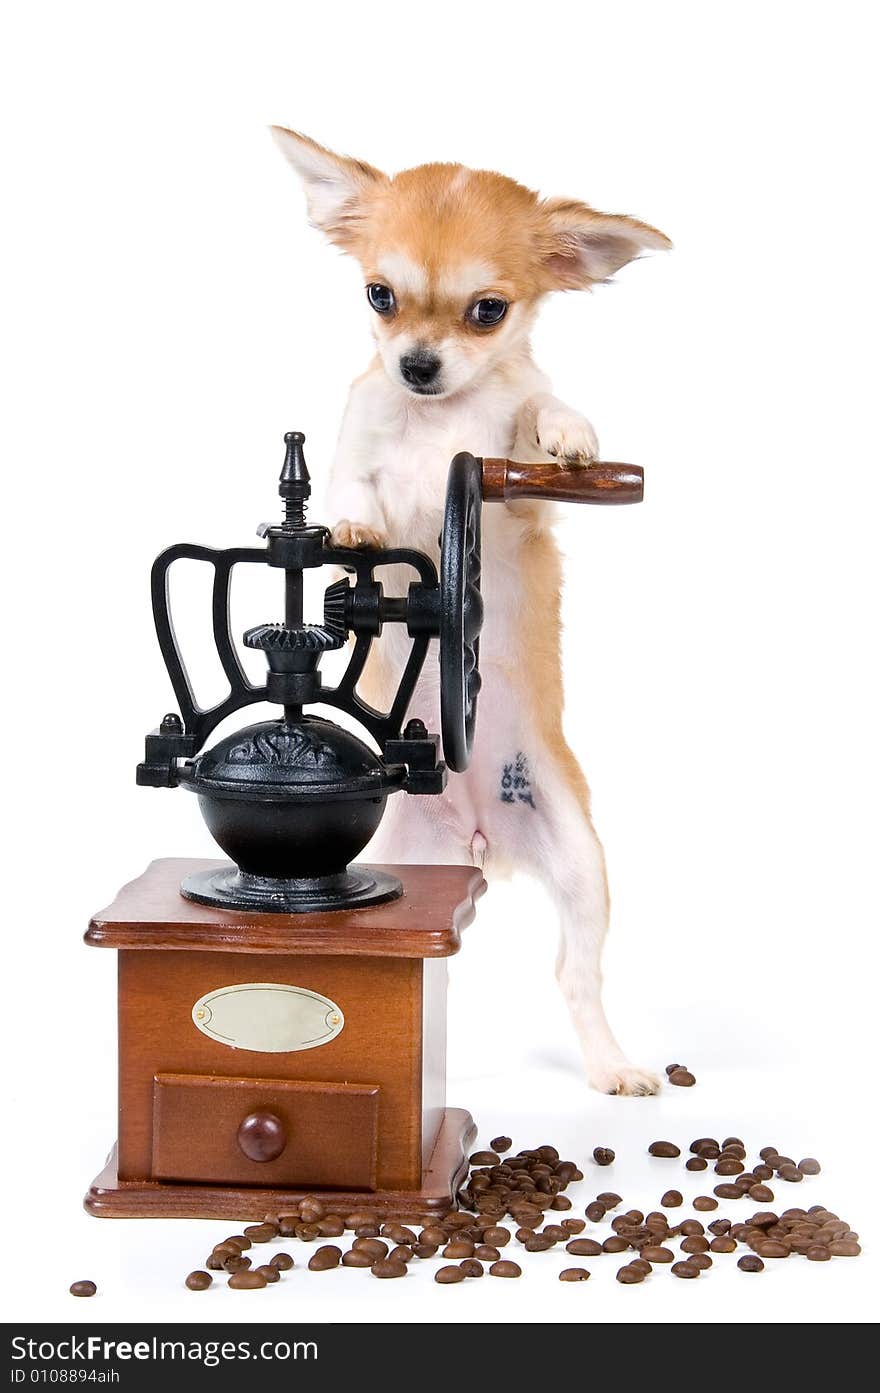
(589, 1061, 662, 1097)
(331, 519, 386, 549)
(534, 407, 599, 465)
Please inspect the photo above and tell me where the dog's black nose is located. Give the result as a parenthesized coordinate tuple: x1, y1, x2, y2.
(400, 351, 441, 388)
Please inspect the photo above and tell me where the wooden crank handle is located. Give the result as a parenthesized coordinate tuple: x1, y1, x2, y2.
(480, 457, 644, 505)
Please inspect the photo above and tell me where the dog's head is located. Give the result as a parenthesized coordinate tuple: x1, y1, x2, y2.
(273, 128, 669, 400)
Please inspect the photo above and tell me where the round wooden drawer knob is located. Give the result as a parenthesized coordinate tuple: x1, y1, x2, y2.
(237, 1110, 286, 1162)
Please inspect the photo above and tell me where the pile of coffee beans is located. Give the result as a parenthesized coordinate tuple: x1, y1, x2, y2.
(175, 1132, 859, 1294)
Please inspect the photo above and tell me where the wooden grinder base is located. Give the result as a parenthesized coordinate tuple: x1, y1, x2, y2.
(84, 859, 484, 1220)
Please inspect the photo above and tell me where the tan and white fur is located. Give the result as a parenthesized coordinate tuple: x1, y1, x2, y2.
(273, 128, 670, 1095)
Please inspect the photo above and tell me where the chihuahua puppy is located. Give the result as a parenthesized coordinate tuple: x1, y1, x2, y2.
(273, 128, 669, 1095)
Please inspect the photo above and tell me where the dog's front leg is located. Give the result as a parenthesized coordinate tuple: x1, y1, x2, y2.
(326, 395, 387, 549)
(516, 392, 600, 465)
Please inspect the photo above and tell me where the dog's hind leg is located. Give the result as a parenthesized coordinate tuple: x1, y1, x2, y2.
(499, 747, 660, 1096)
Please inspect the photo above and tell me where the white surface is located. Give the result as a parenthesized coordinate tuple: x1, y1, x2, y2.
(1, 0, 877, 1326)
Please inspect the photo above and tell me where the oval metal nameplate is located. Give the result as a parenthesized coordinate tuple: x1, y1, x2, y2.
(191, 983, 344, 1053)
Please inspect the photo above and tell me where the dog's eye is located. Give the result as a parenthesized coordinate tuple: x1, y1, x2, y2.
(469, 297, 508, 327)
(366, 283, 396, 315)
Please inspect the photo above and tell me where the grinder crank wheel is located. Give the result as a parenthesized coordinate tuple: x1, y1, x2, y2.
(440, 452, 483, 773)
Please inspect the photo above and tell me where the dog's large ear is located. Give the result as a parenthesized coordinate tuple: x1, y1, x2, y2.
(538, 198, 671, 289)
(270, 127, 387, 250)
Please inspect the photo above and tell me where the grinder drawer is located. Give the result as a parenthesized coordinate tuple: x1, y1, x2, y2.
(152, 1072, 380, 1189)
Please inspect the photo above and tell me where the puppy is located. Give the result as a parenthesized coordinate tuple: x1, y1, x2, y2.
(273, 128, 669, 1095)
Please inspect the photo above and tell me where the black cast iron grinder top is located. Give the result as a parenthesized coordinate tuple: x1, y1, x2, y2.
(137, 432, 483, 912)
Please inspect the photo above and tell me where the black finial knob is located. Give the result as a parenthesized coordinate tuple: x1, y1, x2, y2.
(280, 431, 310, 529)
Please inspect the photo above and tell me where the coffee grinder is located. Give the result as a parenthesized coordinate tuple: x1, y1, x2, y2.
(84, 432, 642, 1217)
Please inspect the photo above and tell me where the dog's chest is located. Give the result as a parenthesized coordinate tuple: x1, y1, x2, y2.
(369, 395, 518, 551)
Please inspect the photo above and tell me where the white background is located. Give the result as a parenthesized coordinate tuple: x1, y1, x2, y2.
(2, 0, 877, 1329)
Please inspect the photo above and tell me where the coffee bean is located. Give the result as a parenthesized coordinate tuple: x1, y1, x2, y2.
(616, 1264, 645, 1284)
(686, 1157, 708, 1172)
(593, 1147, 615, 1166)
(603, 1236, 629, 1253)
(690, 1137, 718, 1154)
(435, 1265, 465, 1284)
(661, 1191, 683, 1208)
(756, 1240, 790, 1258)
(679, 1220, 705, 1235)
(749, 1185, 774, 1202)
(665, 1063, 683, 1074)
(668, 1069, 696, 1087)
(759, 1147, 779, 1161)
(799, 1157, 821, 1175)
(243, 1223, 277, 1243)
(342, 1249, 375, 1267)
(371, 1258, 408, 1279)
(308, 1246, 341, 1271)
(490, 1136, 512, 1154)
(828, 1240, 861, 1256)
(228, 1270, 267, 1289)
(753, 1165, 774, 1182)
(649, 1141, 681, 1158)
(641, 1245, 675, 1263)
(299, 1198, 325, 1222)
(715, 1159, 744, 1176)
(524, 1235, 554, 1252)
(345, 1209, 378, 1230)
(645, 1212, 669, 1233)
(566, 1238, 603, 1256)
(296, 1224, 321, 1242)
(278, 1215, 299, 1236)
(224, 1235, 251, 1252)
(542, 1225, 569, 1243)
(671, 1261, 700, 1278)
(550, 1194, 572, 1211)
(708, 1219, 732, 1235)
(681, 1235, 710, 1254)
(562, 1218, 586, 1235)
(255, 1264, 280, 1284)
(805, 1244, 830, 1261)
(212, 1241, 240, 1260)
(693, 1196, 718, 1212)
(778, 1164, 804, 1183)
(481, 1225, 510, 1247)
(690, 1253, 714, 1270)
(185, 1271, 211, 1291)
(714, 1184, 744, 1200)
(559, 1266, 590, 1281)
(459, 1258, 484, 1278)
(630, 1257, 653, 1275)
(468, 1244, 496, 1262)
(388, 1245, 413, 1264)
(489, 1260, 522, 1277)
(738, 1255, 764, 1272)
(270, 1253, 294, 1271)
(223, 1256, 252, 1273)
(709, 1236, 737, 1253)
(443, 1239, 475, 1259)
(316, 1216, 345, 1238)
(69, 1279, 97, 1298)
(353, 1238, 388, 1260)
(585, 1201, 607, 1223)
(470, 1150, 500, 1166)
(597, 1192, 622, 1207)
